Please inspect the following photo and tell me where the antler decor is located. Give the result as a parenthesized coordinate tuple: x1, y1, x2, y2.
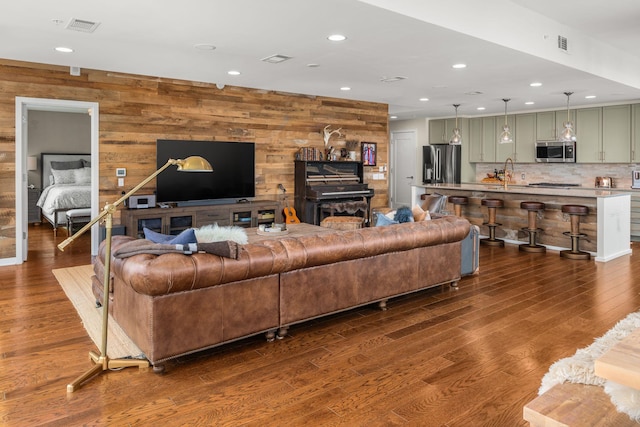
(323, 125, 343, 147)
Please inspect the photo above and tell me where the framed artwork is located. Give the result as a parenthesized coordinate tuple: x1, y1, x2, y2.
(361, 142, 377, 166)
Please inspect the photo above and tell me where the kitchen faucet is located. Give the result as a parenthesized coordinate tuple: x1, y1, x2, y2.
(503, 157, 514, 190)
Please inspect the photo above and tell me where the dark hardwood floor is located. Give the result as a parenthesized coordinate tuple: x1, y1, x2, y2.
(2, 224, 640, 426)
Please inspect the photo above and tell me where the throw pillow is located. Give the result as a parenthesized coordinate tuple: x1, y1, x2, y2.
(393, 206, 414, 223)
(194, 224, 248, 244)
(73, 167, 92, 185)
(51, 168, 78, 185)
(411, 204, 431, 222)
(375, 213, 398, 226)
(143, 227, 197, 245)
(51, 159, 84, 170)
(421, 193, 446, 214)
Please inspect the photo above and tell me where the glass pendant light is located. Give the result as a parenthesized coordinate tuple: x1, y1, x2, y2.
(560, 91, 576, 142)
(449, 104, 462, 145)
(499, 98, 513, 144)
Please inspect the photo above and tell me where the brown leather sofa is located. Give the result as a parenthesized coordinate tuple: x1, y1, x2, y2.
(92, 216, 470, 368)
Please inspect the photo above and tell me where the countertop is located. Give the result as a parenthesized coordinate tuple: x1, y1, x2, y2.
(414, 182, 633, 198)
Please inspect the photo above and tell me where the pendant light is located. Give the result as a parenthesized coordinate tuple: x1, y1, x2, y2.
(559, 91, 576, 142)
(499, 98, 513, 144)
(449, 104, 462, 145)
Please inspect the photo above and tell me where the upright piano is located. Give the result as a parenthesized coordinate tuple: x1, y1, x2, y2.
(294, 160, 374, 225)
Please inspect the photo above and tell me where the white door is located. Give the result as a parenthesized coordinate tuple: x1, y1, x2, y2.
(390, 131, 417, 209)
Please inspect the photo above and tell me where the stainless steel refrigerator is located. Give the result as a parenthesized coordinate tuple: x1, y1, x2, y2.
(422, 144, 461, 184)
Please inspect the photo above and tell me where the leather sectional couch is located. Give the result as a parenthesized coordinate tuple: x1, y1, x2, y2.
(92, 216, 470, 369)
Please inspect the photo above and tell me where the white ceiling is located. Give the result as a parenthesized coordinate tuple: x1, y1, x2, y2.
(2, 0, 640, 119)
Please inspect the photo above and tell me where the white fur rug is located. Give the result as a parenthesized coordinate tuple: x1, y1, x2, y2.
(194, 224, 248, 244)
(539, 311, 640, 421)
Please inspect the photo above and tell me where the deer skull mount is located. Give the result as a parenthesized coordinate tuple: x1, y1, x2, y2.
(323, 125, 343, 147)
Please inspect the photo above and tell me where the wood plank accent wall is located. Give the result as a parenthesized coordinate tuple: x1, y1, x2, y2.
(0, 59, 389, 258)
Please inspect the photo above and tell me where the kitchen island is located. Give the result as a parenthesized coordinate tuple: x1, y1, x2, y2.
(411, 183, 631, 262)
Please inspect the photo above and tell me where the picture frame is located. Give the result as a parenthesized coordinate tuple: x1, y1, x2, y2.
(361, 142, 377, 166)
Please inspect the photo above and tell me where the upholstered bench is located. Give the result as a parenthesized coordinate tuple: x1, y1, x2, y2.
(66, 208, 91, 235)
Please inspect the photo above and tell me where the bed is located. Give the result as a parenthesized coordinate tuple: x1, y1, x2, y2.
(37, 153, 92, 235)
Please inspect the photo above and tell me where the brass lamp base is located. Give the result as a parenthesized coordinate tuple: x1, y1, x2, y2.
(67, 351, 149, 393)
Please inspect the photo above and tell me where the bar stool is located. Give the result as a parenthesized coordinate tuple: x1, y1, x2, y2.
(449, 196, 468, 217)
(560, 204, 590, 260)
(519, 201, 546, 253)
(481, 198, 504, 247)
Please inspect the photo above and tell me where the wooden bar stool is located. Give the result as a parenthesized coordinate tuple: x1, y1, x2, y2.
(448, 196, 468, 217)
(520, 201, 546, 253)
(481, 198, 504, 247)
(560, 204, 590, 260)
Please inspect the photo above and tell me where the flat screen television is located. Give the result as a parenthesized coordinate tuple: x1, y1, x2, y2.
(156, 139, 255, 206)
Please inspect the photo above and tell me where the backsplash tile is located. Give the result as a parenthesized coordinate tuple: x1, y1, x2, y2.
(475, 163, 640, 189)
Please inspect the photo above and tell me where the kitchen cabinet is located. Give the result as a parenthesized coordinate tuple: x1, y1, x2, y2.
(602, 104, 631, 163)
(495, 114, 516, 162)
(514, 113, 536, 163)
(429, 118, 461, 144)
(632, 104, 640, 162)
(468, 116, 496, 162)
(576, 106, 629, 163)
(536, 110, 576, 141)
(575, 107, 603, 163)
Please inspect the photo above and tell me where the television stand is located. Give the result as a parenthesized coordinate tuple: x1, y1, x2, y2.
(120, 200, 282, 238)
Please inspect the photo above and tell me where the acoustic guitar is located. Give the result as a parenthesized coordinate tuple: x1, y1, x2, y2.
(278, 184, 300, 224)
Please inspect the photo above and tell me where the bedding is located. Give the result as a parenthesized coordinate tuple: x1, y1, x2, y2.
(38, 153, 92, 233)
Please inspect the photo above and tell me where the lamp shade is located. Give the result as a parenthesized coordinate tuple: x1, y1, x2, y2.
(27, 156, 37, 171)
(175, 156, 213, 172)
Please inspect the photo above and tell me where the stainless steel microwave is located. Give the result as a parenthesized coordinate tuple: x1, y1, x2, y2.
(535, 140, 576, 163)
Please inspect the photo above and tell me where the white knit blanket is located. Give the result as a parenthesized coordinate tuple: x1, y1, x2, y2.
(539, 311, 640, 421)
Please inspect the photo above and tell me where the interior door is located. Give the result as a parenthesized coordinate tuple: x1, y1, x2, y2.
(390, 131, 417, 209)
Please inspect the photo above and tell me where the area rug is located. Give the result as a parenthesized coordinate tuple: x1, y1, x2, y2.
(539, 311, 640, 421)
(53, 264, 145, 360)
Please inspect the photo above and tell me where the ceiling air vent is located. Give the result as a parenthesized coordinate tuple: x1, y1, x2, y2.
(380, 76, 407, 83)
(558, 35, 568, 52)
(66, 18, 101, 33)
(261, 54, 292, 64)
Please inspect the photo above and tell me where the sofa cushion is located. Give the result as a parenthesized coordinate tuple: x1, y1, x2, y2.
(375, 213, 398, 226)
(143, 227, 197, 245)
(422, 193, 447, 213)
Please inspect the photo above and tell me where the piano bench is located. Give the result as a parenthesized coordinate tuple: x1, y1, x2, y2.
(320, 200, 368, 220)
(320, 216, 364, 231)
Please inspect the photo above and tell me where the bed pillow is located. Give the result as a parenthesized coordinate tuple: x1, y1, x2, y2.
(51, 168, 78, 185)
(143, 227, 197, 245)
(73, 167, 91, 185)
(51, 159, 84, 170)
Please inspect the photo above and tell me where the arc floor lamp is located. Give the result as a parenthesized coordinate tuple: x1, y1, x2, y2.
(58, 156, 213, 392)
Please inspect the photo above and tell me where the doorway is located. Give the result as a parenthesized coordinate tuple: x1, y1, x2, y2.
(390, 130, 417, 209)
(14, 97, 100, 265)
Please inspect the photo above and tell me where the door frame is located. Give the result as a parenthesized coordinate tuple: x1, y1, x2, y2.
(13, 97, 100, 265)
(390, 130, 417, 210)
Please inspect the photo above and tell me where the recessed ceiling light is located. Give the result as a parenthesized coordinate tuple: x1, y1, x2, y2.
(194, 44, 216, 51)
(340, 86, 351, 91)
(419, 98, 429, 102)
(525, 101, 535, 105)
(54, 46, 74, 53)
(327, 34, 347, 42)
(307, 63, 320, 68)
(227, 70, 241, 76)
(585, 95, 597, 99)
(452, 63, 467, 69)
(477, 107, 486, 111)
(530, 82, 542, 87)
(390, 115, 398, 119)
